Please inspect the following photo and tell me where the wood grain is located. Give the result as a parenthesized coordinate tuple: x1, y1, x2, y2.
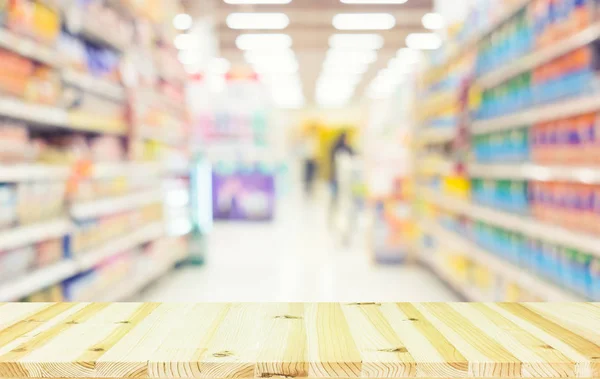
(0, 303, 597, 378)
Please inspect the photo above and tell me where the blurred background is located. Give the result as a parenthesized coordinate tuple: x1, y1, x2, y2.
(0, 0, 598, 303)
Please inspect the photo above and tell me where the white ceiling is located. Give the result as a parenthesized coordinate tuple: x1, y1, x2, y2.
(183, 0, 434, 107)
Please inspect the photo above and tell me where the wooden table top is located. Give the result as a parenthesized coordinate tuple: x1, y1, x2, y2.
(0, 303, 598, 378)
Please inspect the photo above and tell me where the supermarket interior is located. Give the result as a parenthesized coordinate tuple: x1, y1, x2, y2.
(0, 0, 599, 303)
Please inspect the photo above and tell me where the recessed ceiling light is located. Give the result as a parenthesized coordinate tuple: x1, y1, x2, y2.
(173, 14, 193, 30)
(340, 0, 407, 3)
(225, 0, 291, 3)
(226, 13, 290, 30)
(329, 34, 384, 50)
(208, 58, 231, 74)
(178, 50, 201, 65)
(422, 13, 445, 30)
(236, 34, 292, 49)
(174, 34, 194, 50)
(405, 33, 442, 50)
(326, 49, 377, 64)
(332, 13, 395, 30)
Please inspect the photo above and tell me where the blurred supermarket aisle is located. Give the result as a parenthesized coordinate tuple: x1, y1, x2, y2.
(139, 189, 459, 302)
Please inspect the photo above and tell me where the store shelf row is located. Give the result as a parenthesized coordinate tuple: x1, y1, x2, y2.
(477, 23, 600, 89)
(93, 249, 187, 302)
(417, 127, 456, 145)
(0, 164, 72, 182)
(469, 163, 600, 184)
(62, 69, 125, 102)
(0, 27, 62, 67)
(0, 222, 164, 301)
(422, 188, 600, 259)
(422, 220, 585, 301)
(0, 162, 171, 183)
(471, 94, 600, 135)
(71, 189, 163, 220)
(420, 248, 488, 301)
(0, 218, 71, 252)
(0, 96, 127, 134)
(433, 0, 530, 70)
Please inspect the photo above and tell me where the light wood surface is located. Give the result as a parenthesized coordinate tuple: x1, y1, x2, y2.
(0, 303, 598, 378)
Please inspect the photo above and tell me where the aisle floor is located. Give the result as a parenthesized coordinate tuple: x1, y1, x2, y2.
(139, 192, 459, 302)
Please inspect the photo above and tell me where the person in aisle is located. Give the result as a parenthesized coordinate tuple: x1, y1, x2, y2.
(328, 131, 355, 229)
(300, 123, 320, 198)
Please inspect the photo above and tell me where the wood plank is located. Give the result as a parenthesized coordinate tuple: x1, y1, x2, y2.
(149, 304, 231, 378)
(414, 303, 521, 377)
(488, 303, 600, 378)
(384, 303, 469, 377)
(197, 303, 272, 378)
(255, 303, 308, 378)
(340, 303, 415, 377)
(305, 303, 361, 378)
(525, 303, 600, 347)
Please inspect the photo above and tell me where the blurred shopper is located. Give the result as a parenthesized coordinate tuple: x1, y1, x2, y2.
(301, 125, 319, 198)
(329, 132, 354, 228)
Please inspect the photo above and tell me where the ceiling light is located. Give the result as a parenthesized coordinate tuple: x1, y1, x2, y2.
(329, 34, 384, 50)
(173, 14, 193, 30)
(225, 0, 291, 3)
(236, 34, 292, 50)
(208, 58, 231, 74)
(396, 47, 421, 63)
(226, 13, 290, 30)
(340, 0, 407, 3)
(245, 49, 296, 64)
(332, 13, 395, 30)
(178, 50, 201, 65)
(422, 13, 445, 30)
(174, 34, 194, 50)
(406, 33, 442, 50)
(253, 61, 299, 74)
(325, 49, 377, 64)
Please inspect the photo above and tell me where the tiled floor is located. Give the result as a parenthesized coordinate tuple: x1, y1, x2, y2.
(139, 189, 458, 302)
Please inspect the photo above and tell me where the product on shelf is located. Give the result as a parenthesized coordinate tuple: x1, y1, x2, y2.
(6, 0, 61, 45)
(473, 127, 530, 163)
(434, 209, 599, 300)
(471, 178, 529, 214)
(25, 284, 64, 302)
(0, 237, 64, 285)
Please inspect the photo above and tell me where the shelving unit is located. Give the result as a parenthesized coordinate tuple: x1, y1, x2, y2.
(422, 188, 600, 259)
(0, 218, 72, 252)
(0, 0, 191, 302)
(414, 0, 600, 301)
(469, 163, 600, 183)
(70, 190, 163, 220)
(423, 219, 585, 301)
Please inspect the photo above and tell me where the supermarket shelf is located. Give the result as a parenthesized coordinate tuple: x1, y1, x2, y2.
(0, 96, 68, 127)
(62, 69, 125, 102)
(77, 222, 164, 271)
(71, 190, 162, 219)
(469, 162, 600, 183)
(91, 162, 163, 179)
(438, 0, 530, 68)
(420, 248, 488, 301)
(79, 22, 126, 52)
(0, 218, 72, 252)
(0, 28, 63, 67)
(477, 23, 600, 89)
(97, 252, 186, 301)
(0, 164, 71, 182)
(422, 188, 600, 259)
(418, 127, 456, 145)
(471, 95, 600, 134)
(426, 220, 586, 301)
(0, 261, 78, 301)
